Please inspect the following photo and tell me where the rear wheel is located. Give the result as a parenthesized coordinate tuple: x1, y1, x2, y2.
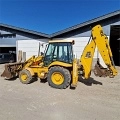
(19, 69, 32, 84)
(47, 66, 71, 89)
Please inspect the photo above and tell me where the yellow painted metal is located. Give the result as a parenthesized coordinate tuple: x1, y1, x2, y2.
(49, 40, 75, 44)
(24, 60, 72, 80)
(34, 56, 43, 62)
(71, 58, 78, 87)
(51, 72, 64, 85)
(92, 25, 118, 76)
(29, 66, 48, 79)
(23, 55, 43, 68)
(22, 55, 47, 79)
(80, 40, 96, 79)
(48, 61, 72, 68)
(23, 60, 72, 81)
(23, 56, 35, 68)
(20, 73, 28, 81)
(79, 24, 118, 79)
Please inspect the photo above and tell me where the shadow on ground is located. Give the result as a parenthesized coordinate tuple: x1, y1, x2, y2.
(4, 76, 18, 81)
(78, 76, 103, 86)
(3, 76, 38, 84)
(40, 78, 47, 83)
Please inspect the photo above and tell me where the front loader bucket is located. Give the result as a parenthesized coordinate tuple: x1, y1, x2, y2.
(1, 62, 24, 79)
(1, 50, 25, 79)
(1, 64, 14, 79)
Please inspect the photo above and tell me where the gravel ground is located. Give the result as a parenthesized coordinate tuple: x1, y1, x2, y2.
(0, 64, 120, 120)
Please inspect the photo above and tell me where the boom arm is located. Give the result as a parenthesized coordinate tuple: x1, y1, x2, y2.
(79, 25, 118, 79)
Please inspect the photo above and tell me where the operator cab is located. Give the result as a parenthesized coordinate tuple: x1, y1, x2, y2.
(44, 40, 74, 66)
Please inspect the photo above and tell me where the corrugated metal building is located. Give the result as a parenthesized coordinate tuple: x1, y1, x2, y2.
(0, 24, 49, 60)
(0, 10, 120, 66)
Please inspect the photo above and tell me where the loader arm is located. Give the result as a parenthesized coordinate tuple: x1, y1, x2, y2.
(79, 25, 118, 79)
(1, 55, 43, 79)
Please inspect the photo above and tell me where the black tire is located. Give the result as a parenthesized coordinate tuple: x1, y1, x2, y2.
(19, 69, 32, 84)
(47, 66, 71, 89)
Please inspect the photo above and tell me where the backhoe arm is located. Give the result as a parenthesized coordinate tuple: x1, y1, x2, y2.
(79, 37, 96, 79)
(79, 25, 118, 79)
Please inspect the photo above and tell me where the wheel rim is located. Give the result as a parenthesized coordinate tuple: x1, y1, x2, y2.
(21, 73, 28, 81)
(51, 72, 64, 85)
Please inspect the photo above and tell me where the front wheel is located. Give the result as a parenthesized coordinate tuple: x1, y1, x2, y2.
(19, 69, 32, 84)
(47, 66, 71, 89)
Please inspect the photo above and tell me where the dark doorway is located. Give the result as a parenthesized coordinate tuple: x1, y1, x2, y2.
(0, 47, 16, 61)
(110, 25, 120, 66)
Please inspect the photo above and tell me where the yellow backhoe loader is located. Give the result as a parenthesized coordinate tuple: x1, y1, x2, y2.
(1, 25, 118, 89)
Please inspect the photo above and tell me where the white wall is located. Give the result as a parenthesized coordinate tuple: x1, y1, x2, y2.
(16, 39, 48, 61)
(97, 36, 110, 68)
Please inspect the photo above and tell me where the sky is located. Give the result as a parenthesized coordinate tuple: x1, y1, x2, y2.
(0, 0, 120, 34)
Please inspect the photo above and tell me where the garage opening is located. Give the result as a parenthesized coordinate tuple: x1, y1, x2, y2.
(110, 25, 120, 66)
(0, 47, 16, 61)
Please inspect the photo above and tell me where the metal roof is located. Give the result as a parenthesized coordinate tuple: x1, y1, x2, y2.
(0, 23, 49, 38)
(50, 10, 120, 38)
(0, 10, 120, 39)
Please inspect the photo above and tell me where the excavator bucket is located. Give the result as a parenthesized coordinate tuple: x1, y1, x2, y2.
(93, 60, 114, 78)
(93, 62, 110, 77)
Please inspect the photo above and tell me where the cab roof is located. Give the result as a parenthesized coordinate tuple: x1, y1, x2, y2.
(49, 40, 75, 44)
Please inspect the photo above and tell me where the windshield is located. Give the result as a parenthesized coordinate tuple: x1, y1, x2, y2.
(44, 42, 73, 66)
